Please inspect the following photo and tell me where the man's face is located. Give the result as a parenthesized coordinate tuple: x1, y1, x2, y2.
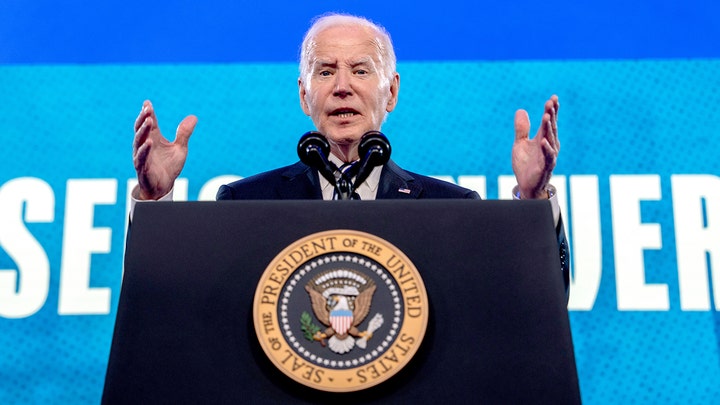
(299, 24, 399, 161)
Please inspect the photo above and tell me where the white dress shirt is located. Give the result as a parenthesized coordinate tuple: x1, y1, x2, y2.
(319, 154, 383, 201)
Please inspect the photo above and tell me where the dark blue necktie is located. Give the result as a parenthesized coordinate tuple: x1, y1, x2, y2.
(334, 162, 361, 200)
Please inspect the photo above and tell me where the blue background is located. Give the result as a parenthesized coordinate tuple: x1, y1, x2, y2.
(1, 1, 719, 403)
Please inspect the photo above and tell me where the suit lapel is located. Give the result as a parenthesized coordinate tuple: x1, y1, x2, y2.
(278, 162, 323, 199)
(376, 160, 423, 199)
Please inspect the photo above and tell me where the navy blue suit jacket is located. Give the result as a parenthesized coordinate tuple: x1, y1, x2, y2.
(216, 159, 569, 294)
(217, 159, 479, 200)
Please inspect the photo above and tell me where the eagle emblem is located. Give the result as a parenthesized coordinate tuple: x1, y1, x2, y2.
(305, 269, 383, 354)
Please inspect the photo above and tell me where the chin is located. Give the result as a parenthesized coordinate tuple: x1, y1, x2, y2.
(325, 130, 364, 146)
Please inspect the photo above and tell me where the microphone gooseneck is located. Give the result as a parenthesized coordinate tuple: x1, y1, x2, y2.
(353, 131, 391, 189)
(297, 131, 338, 186)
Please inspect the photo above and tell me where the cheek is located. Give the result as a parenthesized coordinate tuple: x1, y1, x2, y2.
(373, 95, 390, 116)
(304, 91, 322, 113)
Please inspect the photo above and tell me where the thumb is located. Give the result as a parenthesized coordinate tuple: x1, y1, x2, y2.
(514, 109, 530, 141)
(175, 115, 198, 147)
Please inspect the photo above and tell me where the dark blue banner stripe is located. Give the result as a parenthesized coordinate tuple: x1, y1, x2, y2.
(1, 0, 718, 64)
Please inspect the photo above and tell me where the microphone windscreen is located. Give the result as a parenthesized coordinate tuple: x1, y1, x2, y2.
(358, 131, 391, 166)
(297, 131, 330, 167)
(297, 131, 337, 185)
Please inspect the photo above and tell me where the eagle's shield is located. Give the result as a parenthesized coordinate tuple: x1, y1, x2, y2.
(329, 309, 353, 335)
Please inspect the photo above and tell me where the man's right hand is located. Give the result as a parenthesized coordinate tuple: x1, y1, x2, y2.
(132, 100, 197, 200)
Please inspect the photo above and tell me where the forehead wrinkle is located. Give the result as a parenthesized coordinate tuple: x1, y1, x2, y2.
(311, 55, 376, 71)
(350, 56, 373, 67)
(312, 31, 382, 57)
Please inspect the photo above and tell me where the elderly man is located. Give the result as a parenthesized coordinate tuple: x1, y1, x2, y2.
(131, 13, 568, 288)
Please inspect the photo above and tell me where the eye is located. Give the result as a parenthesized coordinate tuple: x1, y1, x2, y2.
(318, 70, 332, 77)
(355, 69, 368, 75)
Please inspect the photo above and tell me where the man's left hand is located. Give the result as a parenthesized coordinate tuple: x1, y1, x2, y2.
(512, 95, 560, 199)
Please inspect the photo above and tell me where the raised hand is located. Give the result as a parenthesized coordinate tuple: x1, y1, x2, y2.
(511, 95, 560, 199)
(132, 100, 197, 200)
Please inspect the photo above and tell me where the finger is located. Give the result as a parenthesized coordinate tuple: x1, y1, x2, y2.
(535, 112, 552, 143)
(546, 96, 559, 141)
(175, 115, 198, 147)
(551, 95, 560, 152)
(545, 98, 556, 125)
(541, 138, 558, 171)
(133, 139, 152, 171)
(545, 98, 556, 119)
(544, 112, 558, 151)
(132, 116, 153, 155)
(134, 100, 154, 132)
(514, 109, 530, 141)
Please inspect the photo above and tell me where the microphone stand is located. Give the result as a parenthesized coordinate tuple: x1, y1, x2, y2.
(297, 131, 347, 199)
(348, 131, 392, 197)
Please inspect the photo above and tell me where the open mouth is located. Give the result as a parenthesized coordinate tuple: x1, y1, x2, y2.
(330, 108, 359, 118)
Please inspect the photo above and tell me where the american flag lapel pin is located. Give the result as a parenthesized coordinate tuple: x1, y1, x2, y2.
(398, 188, 411, 194)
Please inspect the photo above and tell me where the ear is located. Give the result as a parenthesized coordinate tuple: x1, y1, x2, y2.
(298, 78, 311, 116)
(385, 72, 400, 113)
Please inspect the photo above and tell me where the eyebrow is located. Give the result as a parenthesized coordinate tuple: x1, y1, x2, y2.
(313, 57, 374, 69)
(349, 57, 373, 67)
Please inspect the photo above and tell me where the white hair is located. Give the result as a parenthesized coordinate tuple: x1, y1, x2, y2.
(298, 13, 397, 90)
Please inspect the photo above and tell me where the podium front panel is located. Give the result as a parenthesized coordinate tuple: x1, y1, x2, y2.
(103, 200, 579, 403)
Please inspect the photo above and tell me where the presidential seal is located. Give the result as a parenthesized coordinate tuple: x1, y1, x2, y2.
(253, 229, 428, 392)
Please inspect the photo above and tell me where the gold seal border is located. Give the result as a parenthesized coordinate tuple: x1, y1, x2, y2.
(253, 229, 429, 393)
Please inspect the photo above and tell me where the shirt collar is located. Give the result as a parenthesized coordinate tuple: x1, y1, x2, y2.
(318, 153, 382, 199)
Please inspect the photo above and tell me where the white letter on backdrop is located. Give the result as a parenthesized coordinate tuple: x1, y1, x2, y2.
(611, 175, 668, 310)
(59, 179, 116, 315)
(0, 178, 54, 318)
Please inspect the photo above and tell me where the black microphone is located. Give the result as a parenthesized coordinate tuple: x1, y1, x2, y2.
(297, 131, 339, 185)
(352, 131, 391, 190)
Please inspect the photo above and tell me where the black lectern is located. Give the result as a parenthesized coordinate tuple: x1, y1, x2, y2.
(103, 200, 580, 404)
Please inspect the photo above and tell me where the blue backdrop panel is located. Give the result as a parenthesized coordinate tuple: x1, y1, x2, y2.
(1, 1, 718, 63)
(1, 59, 719, 403)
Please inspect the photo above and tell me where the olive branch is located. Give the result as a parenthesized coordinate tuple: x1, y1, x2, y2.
(300, 311, 321, 341)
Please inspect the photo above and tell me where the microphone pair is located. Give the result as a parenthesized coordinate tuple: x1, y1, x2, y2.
(297, 131, 392, 200)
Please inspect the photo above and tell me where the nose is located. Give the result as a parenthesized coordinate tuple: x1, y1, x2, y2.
(333, 69, 352, 97)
